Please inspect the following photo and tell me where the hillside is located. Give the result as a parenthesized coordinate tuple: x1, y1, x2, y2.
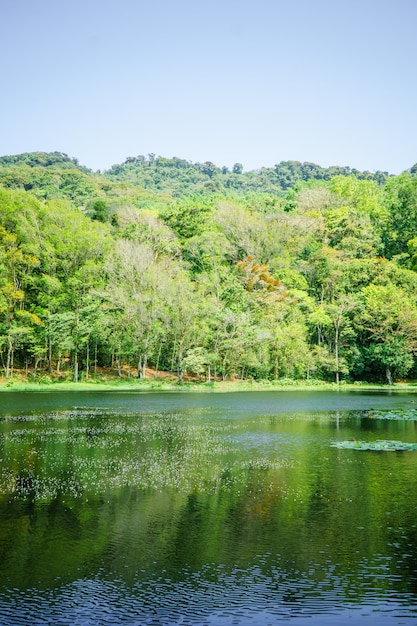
(0, 150, 417, 386)
(104, 155, 391, 197)
(0, 151, 392, 202)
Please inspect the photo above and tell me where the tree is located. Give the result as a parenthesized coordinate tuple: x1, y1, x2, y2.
(355, 284, 417, 384)
(328, 176, 385, 219)
(324, 205, 382, 258)
(383, 173, 417, 259)
(183, 231, 232, 275)
(161, 198, 214, 240)
(214, 202, 271, 262)
(105, 238, 172, 378)
(0, 227, 42, 377)
(166, 272, 209, 382)
(325, 296, 357, 384)
(264, 304, 311, 380)
(36, 200, 110, 379)
(182, 347, 215, 381)
(232, 163, 243, 175)
(121, 209, 180, 259)
(213, 309, 255, 380)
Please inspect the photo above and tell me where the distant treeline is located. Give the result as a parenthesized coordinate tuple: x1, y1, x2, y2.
(0, 151, 391, 200)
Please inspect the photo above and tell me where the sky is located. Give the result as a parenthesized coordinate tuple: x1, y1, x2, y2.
(1, 0, 416, 174)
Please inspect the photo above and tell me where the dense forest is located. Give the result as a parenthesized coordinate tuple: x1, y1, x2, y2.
(1, 150, 417, 384)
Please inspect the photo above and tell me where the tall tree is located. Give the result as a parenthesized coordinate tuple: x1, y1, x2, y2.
(383, 173, 417, 259)
(355, 284, 417, 384)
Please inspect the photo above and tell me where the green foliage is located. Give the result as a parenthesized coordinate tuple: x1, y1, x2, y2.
(160, 197, 214, 239)
(104, 155, 389, 197)
(383, 173, 417, 259)
(354, 284, 417, 383)
(0, 151, 90, 171)
(0, 165, 106, 205)
(0, 151, 416, 384)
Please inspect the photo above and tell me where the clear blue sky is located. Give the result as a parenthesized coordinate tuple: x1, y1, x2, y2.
(1, 0, 416, 173)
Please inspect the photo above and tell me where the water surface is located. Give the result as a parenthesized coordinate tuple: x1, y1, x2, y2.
(0, 389, 416, 624)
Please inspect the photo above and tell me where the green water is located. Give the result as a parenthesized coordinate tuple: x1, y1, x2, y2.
(0, 390, 417, 624)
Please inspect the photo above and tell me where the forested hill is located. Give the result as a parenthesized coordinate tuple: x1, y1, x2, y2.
(0, 151, 391, 200)
(1, 150, 417, 386)
(0, 151, 91, 172)
(105, 155, 390, 197)
(0, 151, 174, 212)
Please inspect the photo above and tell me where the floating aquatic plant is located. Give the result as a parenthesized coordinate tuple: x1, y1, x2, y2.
(331, 439, 417, 451)
(0, 408, 293, 501)
(365, 408, 417, 421)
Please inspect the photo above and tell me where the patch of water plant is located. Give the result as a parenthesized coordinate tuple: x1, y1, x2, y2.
(331, 439, 417, 451)
(0, 409, 293, 502)
(364, 408, 417, 420)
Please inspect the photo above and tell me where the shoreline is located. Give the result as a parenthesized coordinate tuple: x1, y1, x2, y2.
(1, 378, 416, 393)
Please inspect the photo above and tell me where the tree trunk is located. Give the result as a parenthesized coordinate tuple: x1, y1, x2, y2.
(222, 353, 228, 381)
(386, 367, 393, 385)
(274, 343, 279, 380)
(334, 323, 340, 384)
(74, 356, 79, 383)
(171, 344, 176, 373)
(317, 324, 322, 345)
(177, 346, 183, 383)
(48, 335, 52, 373)
(155, 342, 162, 375)
(5, 337, 13, 379)
(85, 340, 89, 380)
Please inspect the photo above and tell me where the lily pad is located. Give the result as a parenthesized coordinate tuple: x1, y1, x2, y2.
(365, 409, 417, 421)
(331, 439, 417, 451)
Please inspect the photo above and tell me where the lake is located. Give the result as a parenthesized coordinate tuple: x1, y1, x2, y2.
(0, 389, 417, 625)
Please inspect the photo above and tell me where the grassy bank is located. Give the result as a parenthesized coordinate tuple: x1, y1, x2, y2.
(0, 374, 416, 393)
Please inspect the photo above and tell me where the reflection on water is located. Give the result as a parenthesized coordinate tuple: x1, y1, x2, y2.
(0, 390, 417, 624)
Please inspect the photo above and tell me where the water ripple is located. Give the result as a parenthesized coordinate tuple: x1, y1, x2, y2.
(1, 560, 417, 626)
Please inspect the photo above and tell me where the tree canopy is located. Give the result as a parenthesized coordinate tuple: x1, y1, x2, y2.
(0, 151, 415, 384)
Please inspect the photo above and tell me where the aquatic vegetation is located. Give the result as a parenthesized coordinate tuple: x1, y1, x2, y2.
(365, 408, 417, 421)
(331, 439, 417, 451)
(0, 409, 291, 502)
